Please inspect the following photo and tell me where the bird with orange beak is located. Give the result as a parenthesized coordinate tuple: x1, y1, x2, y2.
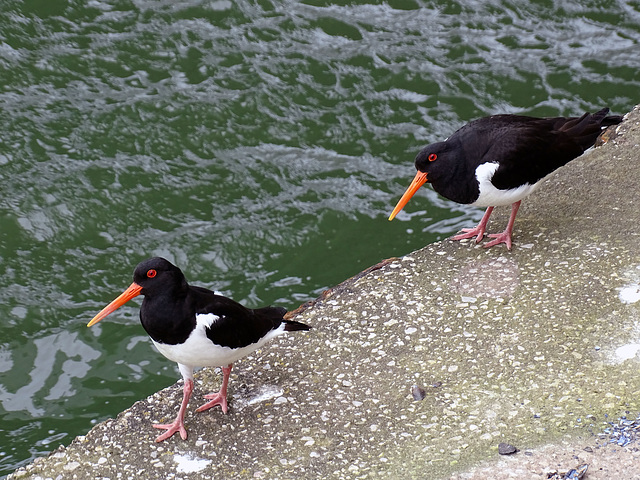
(389, 108, 622, 249)
(88, 257, 310, 442)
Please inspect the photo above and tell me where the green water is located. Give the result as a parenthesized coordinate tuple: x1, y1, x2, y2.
(0, 0, 638, 474)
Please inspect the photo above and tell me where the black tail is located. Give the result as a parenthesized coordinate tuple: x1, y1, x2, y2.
(256, 305, 311, 331)
(559, 108, 623, 151)
(283, 319, 312, 332)
(600, 111, 624, 127)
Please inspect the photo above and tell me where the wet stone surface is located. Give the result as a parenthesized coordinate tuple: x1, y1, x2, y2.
(9, 106, 640, 479)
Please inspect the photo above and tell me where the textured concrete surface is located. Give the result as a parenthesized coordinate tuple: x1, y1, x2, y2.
(9, 105, 640, 480)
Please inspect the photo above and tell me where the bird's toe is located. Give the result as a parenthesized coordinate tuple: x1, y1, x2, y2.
(484, 232, 512, 250)
(153, 421, 188, 442)
(196, 392, 228, 414)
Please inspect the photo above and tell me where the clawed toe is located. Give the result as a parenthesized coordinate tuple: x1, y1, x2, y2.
(451, 227, 485, 243)
(153, 421, 188, 442)
(196, 393, 228, 414)
(484, 232, 512, 250)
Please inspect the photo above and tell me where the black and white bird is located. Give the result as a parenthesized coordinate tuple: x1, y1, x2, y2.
(389, 108, 623, 249)
(87, 257, 310, 442)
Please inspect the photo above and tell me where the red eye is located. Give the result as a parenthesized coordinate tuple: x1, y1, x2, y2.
(428, 153, 437, 161)
(147, 269, 157, 278)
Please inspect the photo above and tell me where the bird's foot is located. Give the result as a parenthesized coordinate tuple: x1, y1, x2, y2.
(451, 226, 485, 244)
(482, 201, 518, 249)
(196, 391, 228, 414)
(484, 231, 513, 250)
(152, 377, 193, 442)
(153, 418, 188, 442)
(451, 207, 494, 244)
(196, 365, 231, 414)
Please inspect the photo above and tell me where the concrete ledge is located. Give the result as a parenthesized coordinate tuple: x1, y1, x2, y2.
(10, 105, 640, 479)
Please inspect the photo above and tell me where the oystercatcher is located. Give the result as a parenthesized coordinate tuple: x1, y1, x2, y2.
(87, 257, 310, 442)
(389, 108, 623, 249)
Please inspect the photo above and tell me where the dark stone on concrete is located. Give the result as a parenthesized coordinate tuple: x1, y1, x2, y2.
(498, 442, 518, 455)
(411, 385, 427, 401)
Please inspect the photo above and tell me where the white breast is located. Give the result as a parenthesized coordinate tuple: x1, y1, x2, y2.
(472, 162, 539, 207)
(151, 313, 286, 371)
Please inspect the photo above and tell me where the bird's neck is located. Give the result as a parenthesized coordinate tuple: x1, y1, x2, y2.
(430, 141, 482, 204)
(140, 289, 195, 345)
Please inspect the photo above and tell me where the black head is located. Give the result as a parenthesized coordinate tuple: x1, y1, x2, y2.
(414, 141, 449, 175)
(132, 257, 188, 296)
(388, 141, 450, 221)
(88, 257, 189, 327)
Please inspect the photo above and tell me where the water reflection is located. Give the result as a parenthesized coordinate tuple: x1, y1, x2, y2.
(0, 332, 100, 417)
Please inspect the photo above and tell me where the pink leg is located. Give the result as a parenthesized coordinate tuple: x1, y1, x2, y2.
(196, 364, 232, 414)
(451, 206, 494, 243)
(153, 378, 193, 442)
(484, 201, 521, 250)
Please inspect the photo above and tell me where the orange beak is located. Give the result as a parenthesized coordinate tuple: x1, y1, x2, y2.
(388, 171, 428, 221)
(87, 282, 143, 327)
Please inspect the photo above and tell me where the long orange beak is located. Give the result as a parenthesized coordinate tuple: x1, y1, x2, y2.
(388, 171, 428, 221)
(87, 282, 143, 327)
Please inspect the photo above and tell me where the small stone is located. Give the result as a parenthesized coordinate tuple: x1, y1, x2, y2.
(411, 385, 427, 401)
(498, 442, 518, 455)
(63, 461, 81, 471)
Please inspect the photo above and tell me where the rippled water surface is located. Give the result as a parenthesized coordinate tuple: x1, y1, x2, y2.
(0, 0, 638, 474)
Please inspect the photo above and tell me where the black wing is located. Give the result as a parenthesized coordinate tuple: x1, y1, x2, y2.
(190, 287, 292, 349)
(482, 111, 615, 190)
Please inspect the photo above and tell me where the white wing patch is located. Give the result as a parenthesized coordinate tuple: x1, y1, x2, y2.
(195, 312, 220, 329)
(473, 162, 539, 207)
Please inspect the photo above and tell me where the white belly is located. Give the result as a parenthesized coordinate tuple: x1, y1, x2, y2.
(152, 313, 286, 370)
(472, 162, 539, 207)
